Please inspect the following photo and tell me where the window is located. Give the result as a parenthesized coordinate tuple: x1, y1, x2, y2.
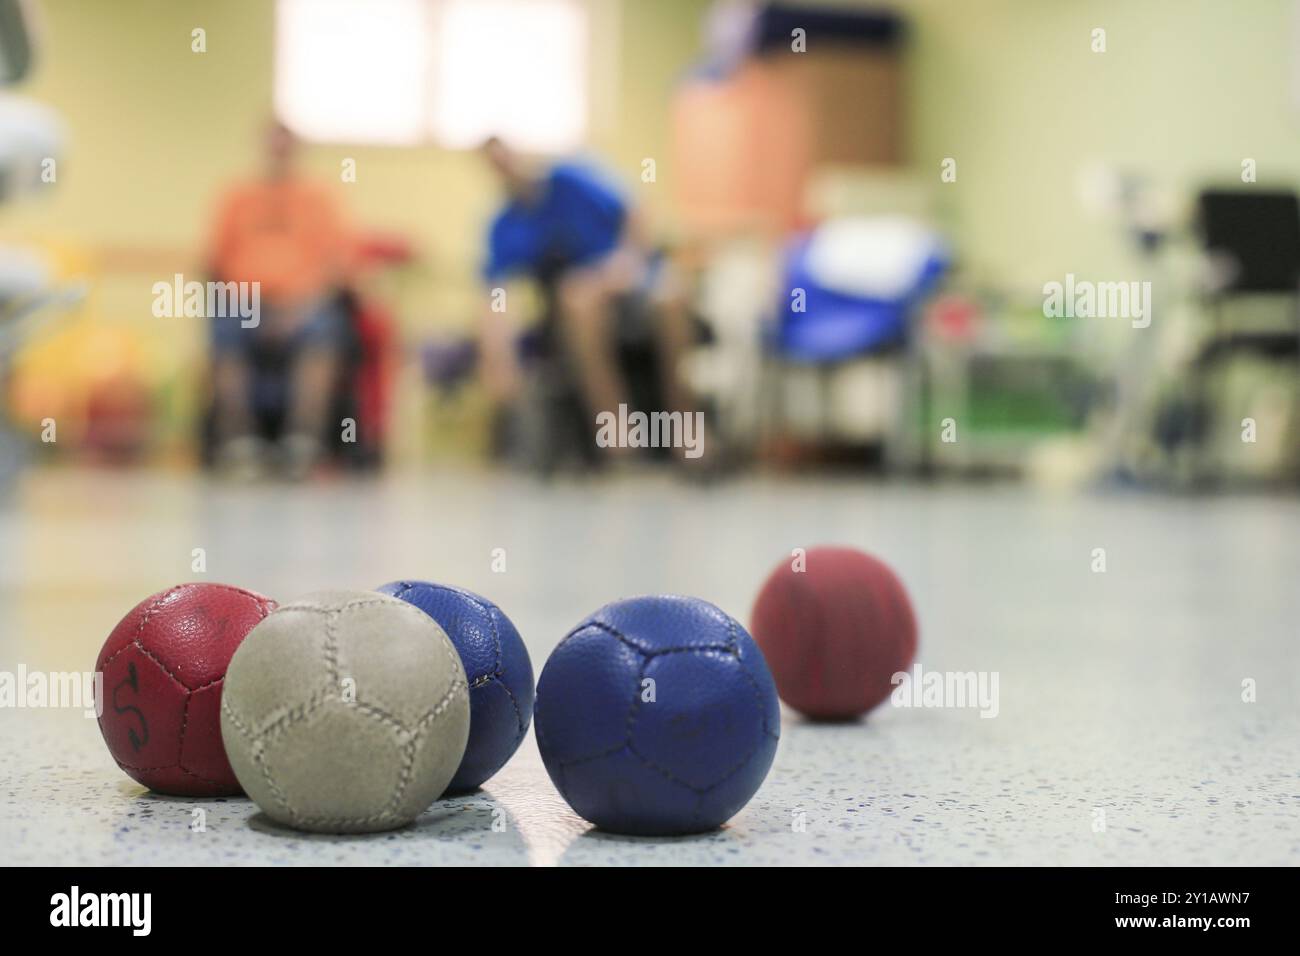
(274, 0, 590, 152)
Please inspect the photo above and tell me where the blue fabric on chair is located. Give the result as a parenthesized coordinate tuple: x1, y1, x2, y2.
(772, 229, 947, 363)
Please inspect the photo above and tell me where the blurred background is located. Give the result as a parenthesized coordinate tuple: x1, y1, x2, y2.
(3, 0, 1299, 868)
(1, 0, 1298, 488)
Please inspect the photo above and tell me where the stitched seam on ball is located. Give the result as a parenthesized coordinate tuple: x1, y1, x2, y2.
(179, 593, 273, 693)
(543, 627, 642, 767)
(608, 655, 650, 775)
(189, 674, 228, 692)
(246, 597, 467, 828)
(384, 598, 478, 686)
(557, 741, 626, 769)
(549, 620, 605, 657)
(251, 740, 295, 822)
(486, 602, 503, 680)
(135, 586, 184, 641)
(119, 760, 226, 785)
(386, 738, 417, 819)
(250, 698, 321, 822)
(189, 583, 276, 623)
(441, 585, 501, 677)
(177, 765, 225, 784)
(690, 730, 767, 798)
(625, 739, 710, 794)
(628, 651, 766, 799)
(709, 738, 767, 790)
(108, 584, 268, 684)
(99, 585, 184, 675)
(732, 655, 780, 740)
(435, 622, 471, 714)
(290, 810, 406, 828)
(415, 675, 468, 730)
(198, 583, 267, 602)
(221, 696, 253, 740)
(635, 644, 736, 657)
(241, 689, 332, 824)
(98, 642, 136, 672)
(231, 699, 299, 822)
(113, 757, 226, 785)
(176, 690, 192, 770)
(132, 642, 194, 695)
(248, 689, 330, 742)
(408, 584, 500, 683)
(335, 598, 399, 614)
(323, 608, 341, 684)
(351, 698, 414, 735)
(494, 674, 527, 738)
(576, 620, 735, 658)
(287, 598, 461, 828)
(170, 601, 254, 760)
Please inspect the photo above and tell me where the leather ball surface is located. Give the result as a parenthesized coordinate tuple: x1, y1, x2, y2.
(377, 581, 534, 792)
(534, 595, 779, 836)
(95, 583, 277, 796)
(750, 546, 917, 720)
(219, 590, 470, 833)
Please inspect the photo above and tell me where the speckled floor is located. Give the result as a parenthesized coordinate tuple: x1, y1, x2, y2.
(1, 467, 1297, 865)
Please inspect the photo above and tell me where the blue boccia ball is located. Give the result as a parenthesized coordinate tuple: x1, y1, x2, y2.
(534, 595, 780, 835)
(377, 581, 534, 793)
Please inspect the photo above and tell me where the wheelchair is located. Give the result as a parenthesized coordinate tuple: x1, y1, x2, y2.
(198, 287, 391, 471)
(495, 264, 714, 476)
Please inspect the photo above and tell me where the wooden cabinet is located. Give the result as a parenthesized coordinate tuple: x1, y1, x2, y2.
(672, 7, 904, 236)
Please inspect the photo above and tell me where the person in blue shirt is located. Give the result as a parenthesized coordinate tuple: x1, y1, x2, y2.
(477, 137, 692, 452)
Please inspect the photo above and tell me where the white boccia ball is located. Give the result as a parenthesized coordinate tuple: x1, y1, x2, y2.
(220, 590, 470, 833)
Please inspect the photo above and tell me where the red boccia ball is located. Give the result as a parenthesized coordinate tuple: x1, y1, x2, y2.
(750, 546, 917, 721)
(95, 583, 277, 795)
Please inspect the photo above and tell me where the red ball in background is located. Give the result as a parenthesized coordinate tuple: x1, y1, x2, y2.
(96, 583, 276, 796)
(750, 546, 917, 721)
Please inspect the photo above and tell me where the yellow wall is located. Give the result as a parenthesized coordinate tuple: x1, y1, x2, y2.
(17, 0, 1299, 306)
(904, 0, 1300, 287)
(5, 0, 709, 323)
(8, 0, 1300, 451)
(1, 0, 712, 458)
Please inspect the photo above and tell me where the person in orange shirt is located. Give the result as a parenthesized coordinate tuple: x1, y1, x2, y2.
(207, 120, 350, 479)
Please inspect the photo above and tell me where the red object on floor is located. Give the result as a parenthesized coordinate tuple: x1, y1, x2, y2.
(83, 373, 153, 464)
(348, 231, 408, 456)
(95, 583, 276, 796)
(353, 299, 397, 450)
(750, 546, 917, 720)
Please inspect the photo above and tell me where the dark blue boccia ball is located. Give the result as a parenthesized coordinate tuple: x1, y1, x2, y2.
(534, 595, 780, 836)
(376, 581, 534, 793)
